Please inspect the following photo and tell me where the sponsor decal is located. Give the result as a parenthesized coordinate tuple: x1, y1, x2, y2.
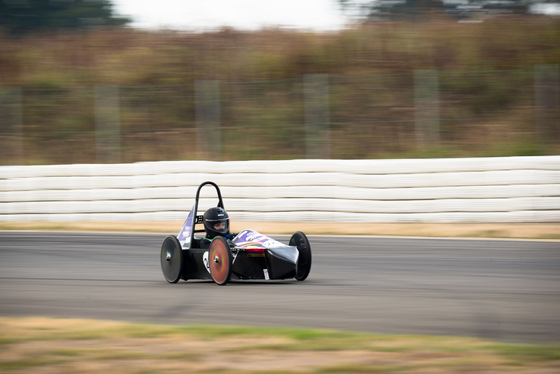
(234, 230, 284, 249)
(178, 206, 195, 247)
(203, 251, 211, 274)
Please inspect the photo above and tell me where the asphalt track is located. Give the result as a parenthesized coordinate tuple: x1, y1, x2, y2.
(1, 231, 559, 343)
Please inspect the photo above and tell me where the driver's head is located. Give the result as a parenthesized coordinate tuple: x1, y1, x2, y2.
(203, 207, 230, 239)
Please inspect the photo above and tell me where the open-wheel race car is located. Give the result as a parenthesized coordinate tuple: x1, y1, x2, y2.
(160, 181, 312, 285)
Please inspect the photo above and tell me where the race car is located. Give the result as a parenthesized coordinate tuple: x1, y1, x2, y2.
(160, 181, 312, 285)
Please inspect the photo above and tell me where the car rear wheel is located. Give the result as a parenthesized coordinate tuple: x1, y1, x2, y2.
(290, 231, 312, 281)
(160, 235, 183, 283)
(209, 236, 232, 285)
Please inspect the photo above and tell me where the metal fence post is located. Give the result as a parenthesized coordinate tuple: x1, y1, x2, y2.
(414, 70, 440, 148)
(534, 65, 559, 144)
(195, 80, 221, 161)
(304, 74, 331, 159)
(95, 85, 121, 164)
(0, 88, 23, 165)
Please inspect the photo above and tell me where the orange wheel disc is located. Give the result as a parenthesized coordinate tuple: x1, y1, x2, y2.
(209, 236, 232, 285)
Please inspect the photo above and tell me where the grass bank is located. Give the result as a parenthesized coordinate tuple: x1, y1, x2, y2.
(2, 17, 560, 165)
(1, 317, 559, 374)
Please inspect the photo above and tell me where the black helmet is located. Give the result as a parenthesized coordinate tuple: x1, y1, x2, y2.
(203, 207, 230, 239)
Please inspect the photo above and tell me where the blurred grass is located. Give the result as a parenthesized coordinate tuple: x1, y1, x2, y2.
(1, 16, 559, 164)
(1, 221, 559, 240)
(0, 317, 558, 374)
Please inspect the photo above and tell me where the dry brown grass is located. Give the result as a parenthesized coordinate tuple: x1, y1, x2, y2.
(1, 221, 559, 240)
(2, 17, 560, 165)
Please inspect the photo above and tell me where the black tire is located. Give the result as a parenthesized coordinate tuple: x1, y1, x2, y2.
(209, 236, 232, 285)
(160, 235, 183, 283)
(290, 231, 312, 281)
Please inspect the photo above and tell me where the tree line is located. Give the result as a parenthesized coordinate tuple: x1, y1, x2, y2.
(1, 0, 559, 35)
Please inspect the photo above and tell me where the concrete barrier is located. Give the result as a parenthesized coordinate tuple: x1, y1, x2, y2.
(1, 156, 559, 223)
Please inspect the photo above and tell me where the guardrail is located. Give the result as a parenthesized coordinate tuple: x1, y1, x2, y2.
(1, 156, 559, 223)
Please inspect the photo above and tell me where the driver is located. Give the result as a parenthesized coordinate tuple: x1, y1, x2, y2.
(203, 206, 233, 239)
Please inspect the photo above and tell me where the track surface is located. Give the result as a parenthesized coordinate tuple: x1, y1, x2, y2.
(1, 232, 559, 343)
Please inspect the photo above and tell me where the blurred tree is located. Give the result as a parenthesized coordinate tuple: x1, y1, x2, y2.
(341, 0, 445, 20)
(0, 0, 131, 34)
(340, 0, 540, 20)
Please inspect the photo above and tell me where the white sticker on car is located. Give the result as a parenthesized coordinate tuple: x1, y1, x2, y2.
(203, 251, 211, 274)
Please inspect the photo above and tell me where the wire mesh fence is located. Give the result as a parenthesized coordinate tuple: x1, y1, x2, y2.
(1, 66, 558, 165)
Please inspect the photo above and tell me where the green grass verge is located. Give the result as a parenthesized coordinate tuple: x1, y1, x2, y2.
(1, 317, 558, 374)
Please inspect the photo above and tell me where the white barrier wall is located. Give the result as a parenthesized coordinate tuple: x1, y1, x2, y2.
(1, 156, 559, 223)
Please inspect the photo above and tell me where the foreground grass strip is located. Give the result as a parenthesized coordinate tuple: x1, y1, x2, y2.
(0, 317, 559, 374)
